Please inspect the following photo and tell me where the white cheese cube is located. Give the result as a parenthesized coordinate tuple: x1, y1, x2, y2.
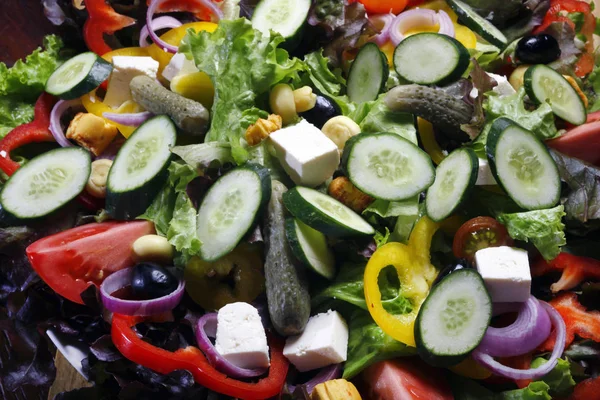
(283, 310, 348, 372)
(476, 158, 497, 186)
(268, 120, 340, 187)
(475, 246, 531, 303)
(161, 53, 198, 81)
(215, 302, 270, 369)
(489, 73, 517, 97)
(104, 56, 159, 108)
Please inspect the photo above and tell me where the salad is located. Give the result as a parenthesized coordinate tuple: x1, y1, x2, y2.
(1, 0, 600, 398)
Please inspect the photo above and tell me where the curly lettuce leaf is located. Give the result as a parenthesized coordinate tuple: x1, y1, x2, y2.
(484, 88, 558, 140)
(303, 50, 353, 115)
(181, 19, 305, 164)
(450, 374, 551, 400)
(531, 357, 576, 397)
(352, 95, 417, 143)
(0, 99, 34, 138)
(497, 206, 567, 260)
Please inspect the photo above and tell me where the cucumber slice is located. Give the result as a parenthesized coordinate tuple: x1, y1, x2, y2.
(45, 52, 113, 100)
(447, 0, 508, 48)
(415, 269, 492, 367)
(197, 164, 271, 262)
(283, 187, 374, 237)
(106, 115, 177, 220)
(425, 148, 478, 222)
(342, 132, 435, 201)
(486, 117, 560, 210)
(347, 43, 389, 103)
(0, 147, 91, 220)
(285, 218, 336, 280)
(252, 0, 311, 40)
(393, 33, 470, 86)
(524, 64, 587, 126)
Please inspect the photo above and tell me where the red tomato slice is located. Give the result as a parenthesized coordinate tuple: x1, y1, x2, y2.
(362, 359, 453, 400)
(26, 221, 155, 304)
(453, 217, 513, 262)
(547, 120, 600, 166)
(358, 0, 409, 14)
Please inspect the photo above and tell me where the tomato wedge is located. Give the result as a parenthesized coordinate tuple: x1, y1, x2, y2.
(362, 359, 453, 400)
(26, 221, 155, 304)
(358, 0, 408, 14)
(453, 217, 513, 261)
(547, 116, 600, 166)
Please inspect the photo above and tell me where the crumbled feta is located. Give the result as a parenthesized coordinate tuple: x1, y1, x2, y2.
(476, 158, 497, 186)
(215, 302, 270, 369)
(469, 72, 516, 99)
(161, 53, 198, 81)
(283, 310, 348, 372)
(104, 56, 159, 108)
(268, 119, 340, 187)
(475, 246, 532, 303)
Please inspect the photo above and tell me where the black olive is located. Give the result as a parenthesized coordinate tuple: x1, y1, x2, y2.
(432, 258, 474, 286)
(299, 95, 341, 129)
(131, 263, 178, 299)
(515, 34, 561, 65)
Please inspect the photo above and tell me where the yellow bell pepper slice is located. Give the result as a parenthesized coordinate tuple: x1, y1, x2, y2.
(101, 46, 149, 63)
(80, 91, 138, 138)
(411, 0, 477, 49)
(417, 117, 446, 166)
(450, 357, 493, 380)
(364, 216, 440, 347)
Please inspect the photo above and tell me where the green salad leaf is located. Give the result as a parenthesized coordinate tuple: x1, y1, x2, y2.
(496, 382, 552, 400)
(303, 50, 353, 115)
(450, 374, 552, 400)
(497, 206, 566, 260)
(351, 95, 417, 143)
(181, 18, 305, 164)
(531, 357, 576, 397)
(0, 35, 64, 138)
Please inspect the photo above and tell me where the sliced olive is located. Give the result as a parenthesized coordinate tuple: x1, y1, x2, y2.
(515, 34, 561, 65)
(299, 95, 341, 129)
(131, 263, 179, 299)
(432, 258, 474, 286)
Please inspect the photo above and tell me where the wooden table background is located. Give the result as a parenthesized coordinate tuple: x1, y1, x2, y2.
(1, 0, 598, 399)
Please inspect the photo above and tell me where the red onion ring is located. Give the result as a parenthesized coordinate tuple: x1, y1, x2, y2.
(139, 16, 183, 48)
(49, 99, 81, 147)
(478, 296, 551, 357)
(369, 14, 394, 46)
(389, 9, 456, 46)
(102, 111, 154, 127)
(100, 267, 185, 316)
(147, 0, 223, 54)
(287, 364, 342, 395)
(195, 313, 268, 379)
(472, 301, 566, 380)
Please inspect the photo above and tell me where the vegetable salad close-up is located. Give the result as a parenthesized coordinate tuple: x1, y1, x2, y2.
(1, 0, 600, 399)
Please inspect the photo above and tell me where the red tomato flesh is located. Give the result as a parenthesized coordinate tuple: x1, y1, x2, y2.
(547, 120, 600, 166)
(26, 221, 155, 304)
(362, 359, 454, 400)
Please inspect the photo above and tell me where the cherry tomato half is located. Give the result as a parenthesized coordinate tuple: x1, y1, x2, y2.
(452, 217, 513, 261)
(358, 0, 409, 14)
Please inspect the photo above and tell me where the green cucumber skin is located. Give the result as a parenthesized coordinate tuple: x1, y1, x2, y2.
(347, 43, 390, 103)
(425, 147, 478, 222)
(282, 187, 374, 237)
(393, 33, 470, 86)
(415, 269, 492, 367)
(447, 0, 507, 48)
(263, 181, 311, 337)
(485, 117, 560, 209)
(284, 217, 335, 280)
(48, 54, 113, 100)
(385, 84, 473, 142)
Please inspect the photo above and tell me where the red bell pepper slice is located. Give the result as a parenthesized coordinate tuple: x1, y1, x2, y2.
(568, 377, 600, 400)
(0, 93, 56, 177)
(532, 253, 600, 293)
(111, 314, 289, 399)
(538, 292, 600, 352)
(146, 0, 218, 22)
(84, 0, 136, 56)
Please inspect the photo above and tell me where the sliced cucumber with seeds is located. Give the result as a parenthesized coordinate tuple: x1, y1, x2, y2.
(393, 33, 470, 86)
(106, 115, 177, 220)
(447, 0, 507, 48)
(283, 187, 374, 237)
(415, 268, 492, 367)
(285, 218, 336, 280)
(426, 148, 478, 222)
(486, 117, 560, 210)
(0, 147, 91, 220)
(197, 164, 271, 262)
(347, 43, 389, 103)
(45, 52, 113, 99)
(252, 0, 311, 41)
(342, 132, 435, 201)
(524, 64, 587, 126)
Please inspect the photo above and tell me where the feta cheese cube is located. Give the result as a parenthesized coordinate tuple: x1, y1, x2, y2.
(161, 53, 198, 82)
(215, 302, 270, 369)
(104, 56, 159, 108)
(475, 246, 531, 303)
(283, 310, 348, 372)
(476, 158, 497, 186)
(489, 73, 517, 97)
(268, 120, 340, 187)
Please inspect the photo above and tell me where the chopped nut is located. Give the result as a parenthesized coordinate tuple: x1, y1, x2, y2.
(312, 379, 362, 400)
(563, 75, 588, 108)
(66, 112, 119, 156)
(328, 176, 374, 213)
(245, 114, 283, 146)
